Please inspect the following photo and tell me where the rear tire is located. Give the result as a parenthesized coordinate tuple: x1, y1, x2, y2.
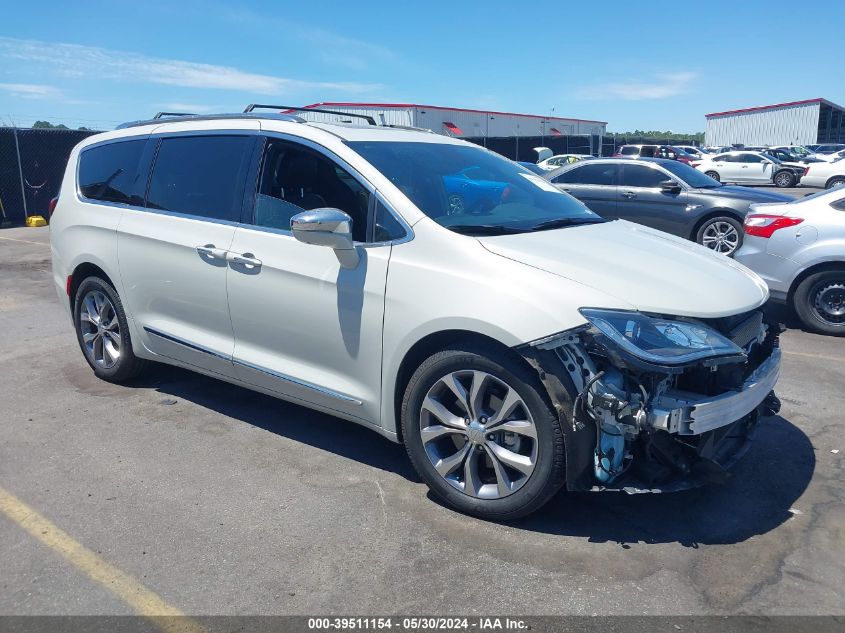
(826, 176, 845, 189)
(695, 215, 743, 256)
(774, 170, 796, 188)
(401, 344, 566, 520)
(73, 277, 149, 382)
(704, 170, 720, 182)
(793, 269, 845, 336)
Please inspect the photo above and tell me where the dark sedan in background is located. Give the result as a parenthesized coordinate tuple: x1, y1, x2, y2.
(544, 158, 792, 255)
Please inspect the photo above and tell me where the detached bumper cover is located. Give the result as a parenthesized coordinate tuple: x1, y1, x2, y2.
(648, 348, 781, 436)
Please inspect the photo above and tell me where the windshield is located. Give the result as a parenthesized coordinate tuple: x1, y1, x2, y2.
(348, 141, 603, 235)
(659, 160, 722, 188)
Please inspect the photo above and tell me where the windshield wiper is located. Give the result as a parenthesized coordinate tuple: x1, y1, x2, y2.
(528, 217, 606, 232)
(446, 224, 530, 236)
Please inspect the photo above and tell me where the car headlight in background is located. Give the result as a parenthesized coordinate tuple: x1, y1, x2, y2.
(579, 308, 744, 365)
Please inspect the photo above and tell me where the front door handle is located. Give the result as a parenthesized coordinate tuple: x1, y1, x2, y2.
(621, 191, 637, 199)
(196, 244, 228, 259)
(227, 252, 263, 269)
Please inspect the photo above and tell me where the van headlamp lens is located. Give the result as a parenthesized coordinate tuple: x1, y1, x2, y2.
(579, 308, 743, 365)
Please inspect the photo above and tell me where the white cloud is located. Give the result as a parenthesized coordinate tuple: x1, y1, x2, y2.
(576, 72, 697, 101)
(0, 82, 62, 99)
(0, 37, 382, 95)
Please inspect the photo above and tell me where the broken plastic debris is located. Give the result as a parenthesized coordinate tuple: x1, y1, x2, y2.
(788, 507, 803, 515)
(832, 449, 840, 454)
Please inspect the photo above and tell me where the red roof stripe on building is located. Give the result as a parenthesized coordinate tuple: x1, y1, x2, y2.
(705, 98, 845, 118)
(300, 102, 608, 125)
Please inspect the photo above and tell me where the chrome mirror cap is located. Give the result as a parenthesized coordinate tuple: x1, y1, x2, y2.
(291, 208, 359, 267)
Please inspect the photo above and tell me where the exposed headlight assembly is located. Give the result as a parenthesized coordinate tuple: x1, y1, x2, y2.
(579, 308, 744, 366)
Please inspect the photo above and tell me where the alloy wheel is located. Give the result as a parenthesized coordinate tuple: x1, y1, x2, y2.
(701, 221, 740, 255)
(775, 172, 793, 187)
(419, 370, 537, 499)
(79, 290, 121, 369)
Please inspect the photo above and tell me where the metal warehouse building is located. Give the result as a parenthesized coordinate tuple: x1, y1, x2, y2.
(290, 102, 607, 139)
(705, 98, 845, 147)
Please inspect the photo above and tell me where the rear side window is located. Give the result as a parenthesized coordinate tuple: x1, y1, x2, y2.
(553, 163, 617, 185)
(147, 135, 254, 222)
(78, 140, 146, 205)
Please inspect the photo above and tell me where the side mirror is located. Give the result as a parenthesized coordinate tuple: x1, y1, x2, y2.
(291, 208, 359, 268)
(659, 179, 682, 194)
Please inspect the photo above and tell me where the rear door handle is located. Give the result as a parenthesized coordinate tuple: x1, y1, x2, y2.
(621, 191, 637, 199)
(227, 252, 263, 268)
(196, 244, 228, 259)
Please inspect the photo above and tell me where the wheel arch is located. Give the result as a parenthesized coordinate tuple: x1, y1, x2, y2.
(787, 260, 845, 304)
(68, 261, 116, 311)
(689, 208, 744, 242)
(825, 175, 845, 189)
(391, 329, 533, 445)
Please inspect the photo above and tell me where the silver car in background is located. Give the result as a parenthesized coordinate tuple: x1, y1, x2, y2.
(735, 188, 845, 335)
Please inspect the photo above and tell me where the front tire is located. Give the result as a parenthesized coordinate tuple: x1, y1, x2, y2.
(704, 170, 720, 182)
(696, 215, 743, 256)
(401, 344, 566, 520)
(793, 269, 845, 336)
(774, 170, 796, 188)
(73, 277, 148, 381)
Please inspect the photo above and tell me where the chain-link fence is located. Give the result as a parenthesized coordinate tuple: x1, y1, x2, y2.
(0, 127, 100, 225)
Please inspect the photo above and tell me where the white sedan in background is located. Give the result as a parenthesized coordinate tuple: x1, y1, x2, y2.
(537, 154, 596, 170)
(695, 151, 800, 188)
(800, 159, 845, 189)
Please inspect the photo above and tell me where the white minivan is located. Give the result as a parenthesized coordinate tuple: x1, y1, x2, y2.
(50, 107, 782, 519)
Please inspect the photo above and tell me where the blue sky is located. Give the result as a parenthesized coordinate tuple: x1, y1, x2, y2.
(0, 0, 841, 132)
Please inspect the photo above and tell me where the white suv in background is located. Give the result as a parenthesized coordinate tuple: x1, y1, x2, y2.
(50, 107, 781, 519)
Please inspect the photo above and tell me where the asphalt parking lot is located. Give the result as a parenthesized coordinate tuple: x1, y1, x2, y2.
(1, 201, 842, 617)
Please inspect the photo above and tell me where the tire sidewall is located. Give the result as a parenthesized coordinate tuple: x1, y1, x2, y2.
(827, 177, 845, 190)
(704, 170, 720, 182)
(793, 270, 845, 336)
(73, 277, 138, 380)
(401, 347, 564, 519)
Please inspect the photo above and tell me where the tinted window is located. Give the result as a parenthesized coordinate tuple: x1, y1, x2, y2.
(620, 164, 670, 188)
(146, 136, 253, 221)
(78, 140, 146, 205)
(619, 146, 639, 155)
(831, 197, 845, 211)
(373, 199, 406, 242)
(558, 163, 617, 185)
(739, 154, 765, 163)
(253, 139, 370, 241)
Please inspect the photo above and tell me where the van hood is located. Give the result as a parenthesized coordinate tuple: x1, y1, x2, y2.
(478, 220, 768, 318)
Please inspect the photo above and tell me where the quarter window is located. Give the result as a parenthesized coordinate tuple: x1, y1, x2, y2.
(146, 135, 254, 222)
(78, 139, 147, 205)
(373, 199, 406, 242)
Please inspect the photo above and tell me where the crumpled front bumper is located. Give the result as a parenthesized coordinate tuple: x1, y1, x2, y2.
(648, 348, 781, 436)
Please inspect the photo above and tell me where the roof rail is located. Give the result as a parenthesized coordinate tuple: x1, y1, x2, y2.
(244, 103, 377, 126)
(153, 111, 196, 119)
(116, 112, 305, 129)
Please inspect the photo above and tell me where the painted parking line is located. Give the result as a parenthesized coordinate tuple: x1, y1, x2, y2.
(0, 485, 206, 633)
(0, 235, 50, 246)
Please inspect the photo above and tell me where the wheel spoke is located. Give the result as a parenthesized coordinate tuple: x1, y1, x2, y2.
(486, 440, 534, 476)
(83, 295, 99, 324)
(440, 373, 470, 415)
(493, 419, 537, 439)
(104, 330, 121, 346)
(468, 371, 489, 420)
(434, 443, 471, 477)
(463, 449, 483, 497)
(82, 332, 97, 344)
(483, 445, 512, 496)
(485, 387, 522, 429)
(420, 424, 465, 444)
(421, 394, 466, 430)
